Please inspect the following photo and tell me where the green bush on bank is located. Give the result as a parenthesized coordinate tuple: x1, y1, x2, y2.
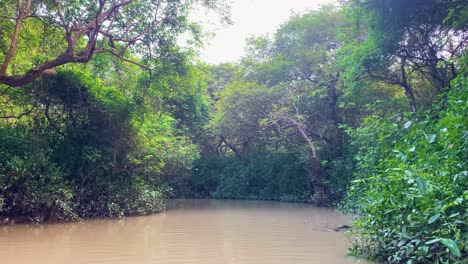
(0, 69, 197, 222)
(190, 152, 311, 202)
(344, 73, 468, 263)
(0, 126, 77, 222)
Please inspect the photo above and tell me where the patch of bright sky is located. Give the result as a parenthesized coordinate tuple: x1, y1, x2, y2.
(189, 0, 337, 65)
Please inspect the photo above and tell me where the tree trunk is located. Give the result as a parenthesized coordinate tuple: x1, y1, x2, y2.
(291, 119, 330, 206)
(220, 136, 243, 160)
(400, 57, 417, 113)
(328, 72, 341, 125)
(0, 0, 33, 76)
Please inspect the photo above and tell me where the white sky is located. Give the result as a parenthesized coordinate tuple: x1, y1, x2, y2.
(191, 0, 337, 64)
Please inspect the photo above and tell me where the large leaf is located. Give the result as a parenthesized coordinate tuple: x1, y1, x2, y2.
(441, 239, 461, 257)
(427, 134, 437, 144)
(425, 238, 441, 245)
(428, 213, 440, 224)
(416, 177, 429, 193)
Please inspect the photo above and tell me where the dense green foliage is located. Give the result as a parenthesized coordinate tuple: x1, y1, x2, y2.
(0, 59, 208, 221)
(344, 72, 467, 262)
(186, 2, 467, 263)
(0, 0, 225, 222)
(335, 1, 468, 262)
(0, 0, 467, 263)
(0, 67, 185, 221)
(191, 152, 310, 201)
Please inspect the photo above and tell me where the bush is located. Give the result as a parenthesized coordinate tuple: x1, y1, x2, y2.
(0, 70, 169, 222)
(190, 152, 311, 202)
(122, 176, 166, 215)
(344, 74, 468, 263)
(0, 127, 77, 222)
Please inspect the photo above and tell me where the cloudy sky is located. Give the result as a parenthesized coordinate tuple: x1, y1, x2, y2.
(192, 0, 337, 64)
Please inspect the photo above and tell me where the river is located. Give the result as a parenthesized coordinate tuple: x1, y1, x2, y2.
(0, 199, 369, 264)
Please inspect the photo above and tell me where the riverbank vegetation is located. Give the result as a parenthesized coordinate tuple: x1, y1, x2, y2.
(0, 0, 227, 221)
(0, 0, 466, 262)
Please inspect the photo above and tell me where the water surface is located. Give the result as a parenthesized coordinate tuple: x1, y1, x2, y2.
(0, 199, 369, 264)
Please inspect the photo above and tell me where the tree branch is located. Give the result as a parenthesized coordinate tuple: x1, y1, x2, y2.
(52, 0, 68, 30)
(0, 108, 33, 119)
(95, 49, 151, 71)
(0, 0, 33, 75)
(0, 0, 133, 87)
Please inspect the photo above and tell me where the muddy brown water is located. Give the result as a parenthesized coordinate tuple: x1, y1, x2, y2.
(0, 199, 370, 264)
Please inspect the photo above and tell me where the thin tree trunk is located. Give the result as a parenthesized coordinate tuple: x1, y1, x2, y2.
(0, 0, 33, 75)
(328, 72, 341, 125)
(290, 118, 330, 206)
(221, 136, 243, 160)
(401, 57, 417, 113)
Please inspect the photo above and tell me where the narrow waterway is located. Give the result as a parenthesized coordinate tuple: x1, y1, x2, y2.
(0, 199, 369, 263)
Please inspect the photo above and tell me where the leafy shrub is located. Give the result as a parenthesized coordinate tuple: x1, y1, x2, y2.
(0, 69, 171, 222)
(128, 113, 200, 198)
(123, 178, 166, 215)
(190, 152, 311, 202)
(344, 73, 468, 263)
(0, 127, 77, 222)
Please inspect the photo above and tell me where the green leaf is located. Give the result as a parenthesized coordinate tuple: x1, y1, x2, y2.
(448, 213, 460, 218)
(427, 134, 437, 144)
(398, 240, 406, 247)
(441, 239, 461, 257)
(425, 238, 440, 245)
(404, 121, 412, 129)
(428, 213, 440, 224)
(416, 177, 429, 193)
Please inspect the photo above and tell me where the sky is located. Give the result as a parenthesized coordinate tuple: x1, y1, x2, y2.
(192, 0, 337, 64)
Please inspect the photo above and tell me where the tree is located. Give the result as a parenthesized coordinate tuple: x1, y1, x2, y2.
(267, 93, 330, 206)
(239, 7, 346, 204)
(341, 0, 467, 112)
(272, 6, 344, 124)
(0, 0, 229, 87)
(212, 78, 274, 160)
